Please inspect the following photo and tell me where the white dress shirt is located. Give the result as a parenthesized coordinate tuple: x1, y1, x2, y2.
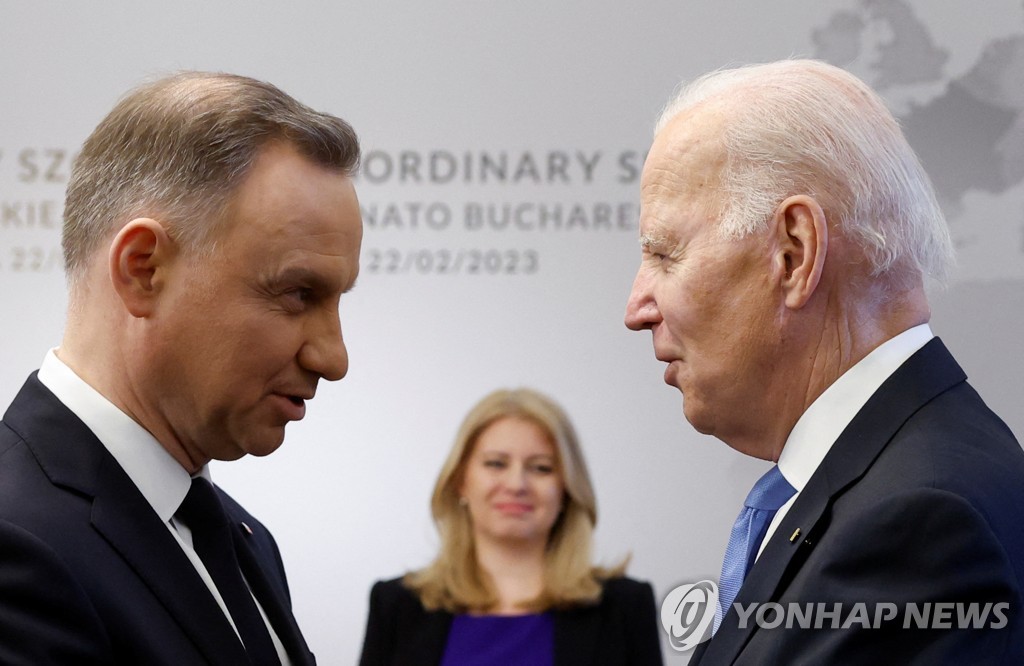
(38, 349, 291, 664)
(757, 324, 935, 559)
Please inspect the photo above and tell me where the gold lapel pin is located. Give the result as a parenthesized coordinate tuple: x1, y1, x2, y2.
(789, 528, 802, 543)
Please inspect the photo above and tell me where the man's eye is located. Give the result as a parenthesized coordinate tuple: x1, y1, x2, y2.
(281, 288, 313, 309)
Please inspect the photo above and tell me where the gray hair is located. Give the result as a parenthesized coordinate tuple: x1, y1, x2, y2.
(656, 59, 953, 285)
(63, 71, 360, 286)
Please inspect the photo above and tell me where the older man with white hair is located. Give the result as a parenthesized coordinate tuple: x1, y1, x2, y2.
(626, 59, 1024, 664)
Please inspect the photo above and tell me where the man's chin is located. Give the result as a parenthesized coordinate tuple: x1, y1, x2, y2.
(246, 437, 287, 458)
(681, 399, 714, 436)
(231, 427, 287, 459)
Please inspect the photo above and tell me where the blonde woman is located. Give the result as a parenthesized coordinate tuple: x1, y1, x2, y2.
(359, 388, 663, 665)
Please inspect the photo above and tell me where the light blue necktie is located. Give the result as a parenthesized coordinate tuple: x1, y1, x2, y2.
(713, 465, 796, 633)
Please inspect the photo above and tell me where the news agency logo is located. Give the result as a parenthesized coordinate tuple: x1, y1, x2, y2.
(660, 579, 1012, 652)
(660, 580, 717, 651)
(727, 600, 1011, 631)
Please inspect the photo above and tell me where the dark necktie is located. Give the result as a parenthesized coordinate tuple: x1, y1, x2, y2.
(177, 477, 282, 666)
(713, 465, 796, 633)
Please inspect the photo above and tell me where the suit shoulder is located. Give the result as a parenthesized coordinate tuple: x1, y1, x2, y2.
(373, 576, 412, 592)
(369, 577, 424, 610)
(602, 575, 654, 594)
(599, 576, 656, 605)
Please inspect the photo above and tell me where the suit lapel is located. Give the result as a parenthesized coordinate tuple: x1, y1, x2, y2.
(689, 639, 710, 664)
(393, 605, 451, 665)
(10, 376, 249, 665)
(700, 338, 967, 665)
(232, 526, 315, 665)
(91, 459, 251, 664)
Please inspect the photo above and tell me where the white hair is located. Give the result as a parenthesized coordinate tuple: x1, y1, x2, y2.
(656, 59, 954, 286)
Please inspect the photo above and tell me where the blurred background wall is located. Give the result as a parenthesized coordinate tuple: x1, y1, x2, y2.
(2, 1, 1022, 661)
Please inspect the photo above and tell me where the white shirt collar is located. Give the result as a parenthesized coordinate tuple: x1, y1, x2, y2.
(777, 323, 935, 491)
(36, 351, 290, 663)
(36, 349, 200, 522)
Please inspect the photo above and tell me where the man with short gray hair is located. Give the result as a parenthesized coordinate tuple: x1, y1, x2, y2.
(626, 59, 1024, 664)
(0, 72, 363, 664)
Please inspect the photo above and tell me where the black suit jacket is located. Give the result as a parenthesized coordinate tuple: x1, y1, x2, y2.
(358, 576, 664, 665)
(0, 374, 316, 665)
(691, 339, 1024, 665)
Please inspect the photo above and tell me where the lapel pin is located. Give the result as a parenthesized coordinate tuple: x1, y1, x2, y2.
(789, 528, 802, 543)
(241, 522, 253, 535)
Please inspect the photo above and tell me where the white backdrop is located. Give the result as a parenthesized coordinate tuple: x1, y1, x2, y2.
(2, 2, 1023, 663)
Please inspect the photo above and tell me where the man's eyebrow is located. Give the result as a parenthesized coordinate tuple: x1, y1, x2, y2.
(268, 266, 342, 293)
(271, 266, 322, 285)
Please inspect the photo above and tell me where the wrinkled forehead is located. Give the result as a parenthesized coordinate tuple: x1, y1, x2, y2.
(642, 108, 728, 206)
(640, 108, 728, 234)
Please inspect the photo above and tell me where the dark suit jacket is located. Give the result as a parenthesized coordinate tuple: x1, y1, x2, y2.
(0, 374, 316, 665)
(358, 576, 664, 665)
(691, 338, 1024, 665)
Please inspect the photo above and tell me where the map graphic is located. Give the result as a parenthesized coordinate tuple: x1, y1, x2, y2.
(813, 0, 1024, 282)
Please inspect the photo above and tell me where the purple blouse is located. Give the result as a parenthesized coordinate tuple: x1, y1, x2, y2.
(439, 612, 555, 665)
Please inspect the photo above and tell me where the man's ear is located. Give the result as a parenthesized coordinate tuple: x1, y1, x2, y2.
(772, 195, 828, 309)
(108, 218, 177, 318)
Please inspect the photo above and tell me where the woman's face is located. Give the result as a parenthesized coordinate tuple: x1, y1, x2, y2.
(458, 417, 566, 549)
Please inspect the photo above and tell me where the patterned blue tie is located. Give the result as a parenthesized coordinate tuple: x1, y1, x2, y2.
(713, 465, 796, 633)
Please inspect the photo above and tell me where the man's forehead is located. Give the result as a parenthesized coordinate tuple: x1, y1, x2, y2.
(644, 120, 725, 211)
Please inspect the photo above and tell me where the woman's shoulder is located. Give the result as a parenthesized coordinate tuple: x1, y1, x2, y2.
(369, 576, 424, 609)
(372, 576, 411, 593)
(597, 575, 657, 604)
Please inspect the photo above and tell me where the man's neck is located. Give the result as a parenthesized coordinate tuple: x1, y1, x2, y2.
(724, 282, 931, 461)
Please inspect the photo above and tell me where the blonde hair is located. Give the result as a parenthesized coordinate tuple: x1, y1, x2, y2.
(405, 388, 626, 613)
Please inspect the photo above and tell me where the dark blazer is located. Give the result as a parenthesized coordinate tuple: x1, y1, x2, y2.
(691, 338, 1024, 665)
(0, 374, 316, 665)
(359, 576, 664, 665)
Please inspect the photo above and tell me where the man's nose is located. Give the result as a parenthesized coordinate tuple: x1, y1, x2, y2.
(300, 309, 348, 381)
(624, 269, 659, 331)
